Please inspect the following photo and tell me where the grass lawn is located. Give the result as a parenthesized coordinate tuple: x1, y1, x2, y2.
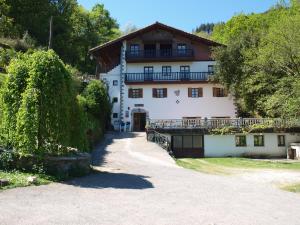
(176, 158, 300, 175)
(0, 170, 56, 190)
(281, 183, 300, 193)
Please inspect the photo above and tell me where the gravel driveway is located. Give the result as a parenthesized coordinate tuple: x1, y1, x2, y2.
(1, 132, 300, 225)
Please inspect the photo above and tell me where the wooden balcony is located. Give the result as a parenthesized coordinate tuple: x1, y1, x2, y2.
(147, 118, 300, 130)
(125, 72, 213, 84)
(126, 49, 194, 62)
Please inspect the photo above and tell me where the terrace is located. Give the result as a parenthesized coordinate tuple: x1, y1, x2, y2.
(125, 49, 194, 62)
(146, 118, 300, 131)
(125, 72, 213, 84)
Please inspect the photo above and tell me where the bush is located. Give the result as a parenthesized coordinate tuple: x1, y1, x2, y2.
(79, 80, 111, 144)
(0, 150, 15, 170)
(0, 50, 89, 156)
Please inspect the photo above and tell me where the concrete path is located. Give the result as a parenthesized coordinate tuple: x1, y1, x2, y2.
(1, 132, 300, 225)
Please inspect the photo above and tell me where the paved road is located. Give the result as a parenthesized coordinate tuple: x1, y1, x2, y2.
(1, 132, 300, 225)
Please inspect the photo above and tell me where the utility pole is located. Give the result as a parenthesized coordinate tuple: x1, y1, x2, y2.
(48, 16, 53, 49)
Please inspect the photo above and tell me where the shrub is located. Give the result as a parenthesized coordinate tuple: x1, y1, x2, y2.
(79, 80, 111, 144)
(0, 50, 89, 156)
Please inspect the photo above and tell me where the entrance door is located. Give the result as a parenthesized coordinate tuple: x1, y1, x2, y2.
(133, 113, 146, 131)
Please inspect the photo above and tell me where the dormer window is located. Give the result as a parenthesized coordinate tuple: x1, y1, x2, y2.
(177, 43, 187, 55)
(130, 44, 140, 56)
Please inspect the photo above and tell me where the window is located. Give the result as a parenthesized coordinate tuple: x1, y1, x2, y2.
(162, 66, 171, 75)
(254, 135, 264, 147)
(213, 87, 228, 97)
(144, 66, 154, 81)
(144, 66, 153, 74)
(180, 66, 190, 80)
(130, 44, 139, 56)
(208, 65, 214, 75)
(180, 66, 190, 73)
(172, 135, 203, 150)
(278, 135, 285, 147)
(188, 88, 203, 98)
(183, 136, 193, 148)
(112, 97, 118, 103)
(128, 88, 143, 98)
(113, 113, 118, 118)
(153, 88, 167, 98)
(235, 135, 247, 147)
(173, 136, 183, 149)
(113, 80, 118, 86)
(177, 43, 187, 55)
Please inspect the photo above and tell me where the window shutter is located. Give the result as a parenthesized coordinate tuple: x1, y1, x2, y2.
(163, 88, 167, 98)
(213, 87, 217, 97)
(140, 89, 143, 98)
(128, 89, 133, 98)
(198, 88, 203, 97)
(152, 88, 157, 98)
(188, 88, 192, 97)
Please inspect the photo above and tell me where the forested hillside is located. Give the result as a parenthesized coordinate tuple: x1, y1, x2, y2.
(211, 0, 300, 118)
(0, 0, 120, 73)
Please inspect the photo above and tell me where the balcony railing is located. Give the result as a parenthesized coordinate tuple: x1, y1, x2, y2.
(126, 49, 194, 60)
(125, 72, 213, 83)
(147, 118, 300, 130)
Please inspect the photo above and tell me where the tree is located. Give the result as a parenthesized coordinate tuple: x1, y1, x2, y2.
(122, 23, 138, 35)
(212, 0, 300, 118)
(2, 1, 120, 73)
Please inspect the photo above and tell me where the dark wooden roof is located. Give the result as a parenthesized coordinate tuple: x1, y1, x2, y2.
(89, 22, 223, 54)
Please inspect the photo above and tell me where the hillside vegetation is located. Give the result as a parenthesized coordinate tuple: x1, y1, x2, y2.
(210, 1, 300, 118)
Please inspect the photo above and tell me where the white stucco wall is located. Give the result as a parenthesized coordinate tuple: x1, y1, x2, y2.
(204, 133, 300, 157)
(124, 83, 236, 122)
(100, 66, 121, 129)
(100, 61, 237, 130)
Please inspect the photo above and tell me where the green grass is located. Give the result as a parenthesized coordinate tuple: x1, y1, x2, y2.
(0, 170, 56, 190)
(280, 183, 300, 193)
(176, 158, 300, 174)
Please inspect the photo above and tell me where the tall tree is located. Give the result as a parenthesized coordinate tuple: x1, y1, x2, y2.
(212, 0, 300, 118)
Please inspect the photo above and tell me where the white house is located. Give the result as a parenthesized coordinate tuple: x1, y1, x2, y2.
(89, 22, 300, 158)
(89, 22, 236, 132)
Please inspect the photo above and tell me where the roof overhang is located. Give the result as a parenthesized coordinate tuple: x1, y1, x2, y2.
(89, 22, 224, 55)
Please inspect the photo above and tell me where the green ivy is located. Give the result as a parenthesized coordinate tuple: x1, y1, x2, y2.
(0, 50, 91, 156)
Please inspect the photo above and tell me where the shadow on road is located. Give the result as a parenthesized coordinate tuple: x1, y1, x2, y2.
(91, 132, 140, 166)
(68, 171, 153, 189)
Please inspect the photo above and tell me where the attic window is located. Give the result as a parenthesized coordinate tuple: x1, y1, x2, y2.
(130, 44, 139, 55)
(177, 43, 187, 55)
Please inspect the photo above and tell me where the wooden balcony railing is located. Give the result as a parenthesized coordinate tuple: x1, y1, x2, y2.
(146, 118, 300, 130)
(126, 49, 194, 61)
(125, 72, 213, 83)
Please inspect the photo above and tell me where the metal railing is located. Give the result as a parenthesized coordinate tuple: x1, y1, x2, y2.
(125, 72, 213, 82)
(126, 49, 194, 60)
(147, 131, 171, 152)
(146, 118, 300, 129)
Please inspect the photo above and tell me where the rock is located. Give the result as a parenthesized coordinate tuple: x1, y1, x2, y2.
(27, 176, 38, 184)
(0, 179, 10, 187)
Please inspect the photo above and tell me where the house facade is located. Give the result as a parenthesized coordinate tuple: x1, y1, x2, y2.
(89, 22, 236, 132)
(90, 22, 300, 158)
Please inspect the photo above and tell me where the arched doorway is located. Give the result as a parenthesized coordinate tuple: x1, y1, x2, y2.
(131, 108, 149, 132)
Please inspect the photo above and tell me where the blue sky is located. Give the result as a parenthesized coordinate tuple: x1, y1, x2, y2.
(77, 0, 280, 32)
